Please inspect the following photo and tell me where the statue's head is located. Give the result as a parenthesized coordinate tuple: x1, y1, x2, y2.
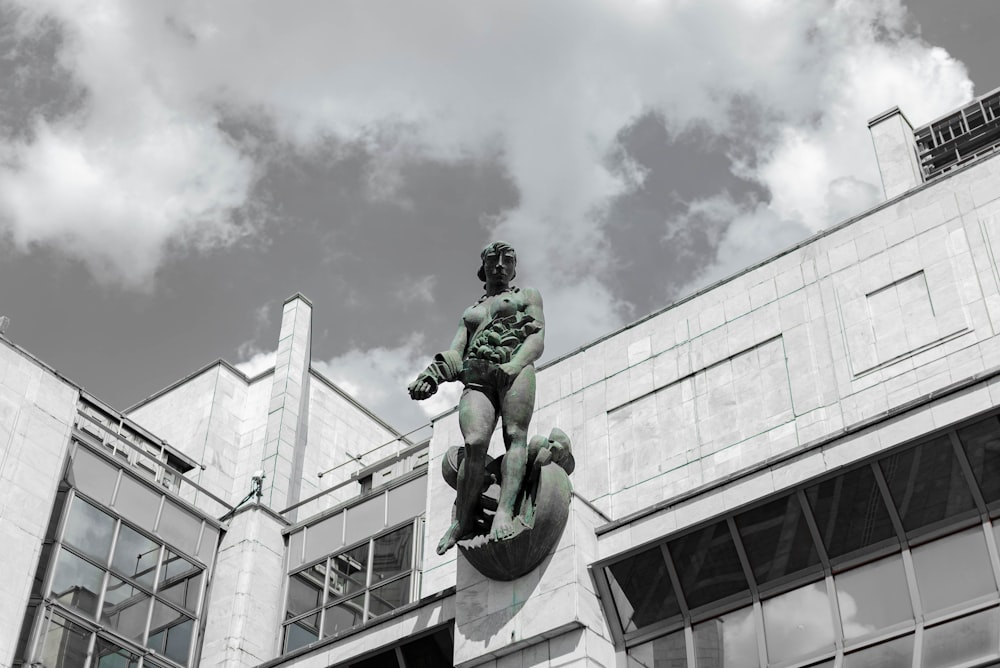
(478, 241, 517, 283)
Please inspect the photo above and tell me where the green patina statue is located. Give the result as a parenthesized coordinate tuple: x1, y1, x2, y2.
(409, 242, 574, 579)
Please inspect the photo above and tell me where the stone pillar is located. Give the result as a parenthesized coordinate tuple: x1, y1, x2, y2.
(453, 498, 616, 667)
(199, 506, 286, 668)
(259, 294, 312, 511)
(868, 106, 923, 200)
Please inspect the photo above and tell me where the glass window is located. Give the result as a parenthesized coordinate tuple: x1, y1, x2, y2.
(879, 436, 978, 534)
(369, 575, 411, 617)
(958, 416, 1000, 507)
(327, 543, 369, 601)
(762, 580, 835, 664)
(627, 629, 687, 668)
(304, 512, 343, 565)
(371, 525, 413, 584)
(843, 634, 913, 668)
(387, 476, 428, 526)
(111, 523, 160, 587)
(911, 527, 996, 614)
(283, 613, 319, 652)
(100, 574, 151, 641)
(148, 602, 194, 666)
(323, 593, 366, 636)
(606, 546, 680, 632)
(159, 549, 199, 586)
(288, 529, 304, 570)
(63, 497, 116, 564)
(114, 475, 161, 529)
(94, 637, 142, 668)
(68, 448, 119, 506)
(159, 569, 203, 614)
(38, 614, 91, 668)
(734, 493, 821, 587)
(287, 571, 323, 618)
(398, 628, 454, 668)
(197, 524, 219, 562)
(51, 548, 104, 619)
(805, 465, 897, 561)
(693, 605, 757, 668)
(670, 521, 750, 610)
(921, 607, 1000, 668)
(345, 496, 385, 546)
(836, 553, 912, 641)
(157, 500, 201, 556)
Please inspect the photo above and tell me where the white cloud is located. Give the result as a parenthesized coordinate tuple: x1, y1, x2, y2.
(233, 347, 274, 378)
(394, 274, 437, 305)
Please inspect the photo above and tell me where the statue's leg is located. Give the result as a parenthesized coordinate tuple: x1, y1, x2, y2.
(437, 388, 497, 555)
(491, 366, 536, 541)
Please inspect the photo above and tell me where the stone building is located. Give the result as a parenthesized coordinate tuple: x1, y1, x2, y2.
(6, 88, 1000, 668)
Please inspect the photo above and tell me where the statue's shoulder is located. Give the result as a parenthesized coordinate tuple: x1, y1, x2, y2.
(520, 286, 543, 305)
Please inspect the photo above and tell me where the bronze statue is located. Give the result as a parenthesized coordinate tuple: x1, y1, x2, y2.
(409, 242, 574, 578)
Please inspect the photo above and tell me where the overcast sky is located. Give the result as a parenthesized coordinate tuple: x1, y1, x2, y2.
(1, 0, 998, 433)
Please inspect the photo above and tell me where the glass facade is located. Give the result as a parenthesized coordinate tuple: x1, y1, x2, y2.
(603, 412, 1000, 667)
(282, 474, 427, 653)
(18, 442, 219, 668)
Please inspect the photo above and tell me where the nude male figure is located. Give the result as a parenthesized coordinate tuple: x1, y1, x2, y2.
(408, 241, 544, 555)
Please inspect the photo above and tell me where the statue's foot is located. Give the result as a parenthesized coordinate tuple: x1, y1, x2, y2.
(489, 512, 519, 542)
(437, 521, 465, 555)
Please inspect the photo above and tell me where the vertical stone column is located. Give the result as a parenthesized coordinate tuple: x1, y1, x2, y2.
(868, 106, 923, 200)
(199, 506, 286, 668)
(453, 498, 616, 667)
(259, 294, 312, 511)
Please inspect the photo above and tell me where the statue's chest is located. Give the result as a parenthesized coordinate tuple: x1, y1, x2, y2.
(465, 294, 522, 331)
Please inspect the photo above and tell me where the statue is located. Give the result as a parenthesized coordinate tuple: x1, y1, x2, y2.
(409, 241, 574, 580)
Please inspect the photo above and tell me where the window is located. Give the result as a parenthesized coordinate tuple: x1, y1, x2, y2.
(283, 521, 419, 653)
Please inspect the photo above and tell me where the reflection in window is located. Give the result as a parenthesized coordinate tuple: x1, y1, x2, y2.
(762, 581, 834, 664)
(372, 524, 413, 583)
(836, 553, 912, 641)
(693, 606, 757, 668)
(113, 474, 161, 529)
(63, 497, 115, 564)
(670, 522, 749, 610)
(111, 523, 160, 587)
(68, 447, 119, 506)
(50, 548, 104, 618)
(805, 465, 896, 561)
(958, 416, 1000, 507)
(842, 634, 913, 668)
(101, 574, 150, 640)
(735, 494, 820, 587)
(922, 608, 1000, 668)
(911, 527, 996, 615)
(606, 546, 680, 632)
(369, 575, 411, 617)
(879, 436, 978, 534)
(283, 614, 319, 653)
(628, 629, 687, 668)
(304, 512, 344, 565)
(39, 614, 91, 668)
(94, 638, 141, 668)
(323, 594, 366, 635)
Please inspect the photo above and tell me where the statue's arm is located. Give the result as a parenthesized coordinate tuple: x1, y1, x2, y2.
(408, 321, 468, 400)
(504, 288, 545, 374)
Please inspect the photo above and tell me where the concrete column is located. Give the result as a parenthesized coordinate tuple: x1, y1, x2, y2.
(199, 506, 286, 668)
(260, 294, 312, 511)
(868, 106, 923, 200)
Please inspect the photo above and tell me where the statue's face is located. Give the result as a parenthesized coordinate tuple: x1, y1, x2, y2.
(483, 248, 516, 284)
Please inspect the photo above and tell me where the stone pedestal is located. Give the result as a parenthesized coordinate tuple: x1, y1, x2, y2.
(453, 497, 615, 667)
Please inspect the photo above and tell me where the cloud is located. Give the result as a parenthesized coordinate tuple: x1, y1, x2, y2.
(233, 347, 274, 378)
(394, 274, 437, 305)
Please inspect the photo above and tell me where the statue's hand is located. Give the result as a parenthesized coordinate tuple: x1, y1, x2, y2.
(408, 376, 437, 400)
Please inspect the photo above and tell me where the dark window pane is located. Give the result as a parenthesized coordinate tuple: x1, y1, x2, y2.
(879, 436, 978, 534)
(68, 448, 119, 506)
(283, 614, 319, 652)
(111, 523, 159, 587)
(399, 628, 453, 668)
(606, 546, 680, 632)
(157, 500, 201, 556)
(762, 580, 835, 664)
(101, 573, 151, 641)
(387, 476, 428, 526)
(628, 629, 687, 668)
(304, 512, 343, 565)
(114, 474, 161, 529)
(94, 637, 141, 668)
(352, 651, 400, 668)
(323, 593, 366, 636)
(843, 634, 913, 668)
(159, 570, 203, 614)
(911, 527, 996, 614)
(50, 548, 104, 618)
(371, 525, 413, 584)
(369, 575, 411, 617)
(922, 608, 1000, 667)
(958, 416, 1000, 506)
(693, 605, 758, 668)
(670, 521, 750, 610)
(159, 550, 199, 587)
(735, 493, 820, 586)
(805, 465, 897, 560)
(287, 571, 323, 618)
(148, 603, 193, 666)
(345, 496, 385, 546)
(63, 497, 116, 564)
(39, 614, 91, 668)
(836, 553, 912, 640)
(327, 543, 369, 600)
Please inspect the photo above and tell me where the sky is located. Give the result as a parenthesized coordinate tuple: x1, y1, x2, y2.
(0, 0, 998, 434)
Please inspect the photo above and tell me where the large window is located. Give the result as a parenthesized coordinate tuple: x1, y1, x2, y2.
(599, 411, 1000, 668)
(18, 443, 218, 668)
